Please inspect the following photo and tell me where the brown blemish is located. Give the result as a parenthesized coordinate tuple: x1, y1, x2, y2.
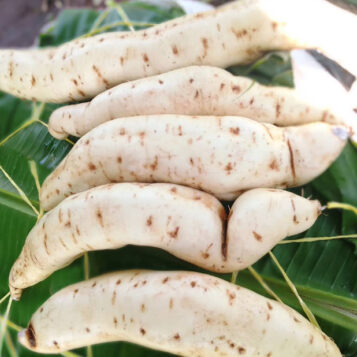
(169, 298, 174, 309)
(140, 328, 146, 335)
(113, 317, 118, 327)
(116, 279, 121, 285)
(169, 226, 179, 238)
(249, 98, 255, 105)
(276, 103, 281, 118)
(92, 282, 97, 287)
(92, 65, 110, 88)
(120, 128, 126, 135)
(96, 208, 104, 227)
(43, 234, 50, 255)
(290, 199, 299, 224)
(150, 156, 158, 171)
(141, 304, 146, 312)
(75, 226, 81, 236)
(309, 335, 314, 344)
(189, 78, 194, 84)
(269, 159, 279, 171)
(158, 79, 164, 85)
(26, 323, 36, 348)
(267, 302, 273, 310)
(172, 45, 179, 55)
(230, 127, 240, 135)
(117, 156, 122, 163)
(142, 53, 149, 63)
(253, 231, 262, 242)
(53, 341, 59, 349)
(226, 290, 236, 305)
(272, 22, 278, 30)
(88, 163, 96, 171)
(194, 90, 199, 99)
(31, 76, 36, 86)
(225, 162, 233, 173)
(232, 28, 248, 39)
(146, 216, 153, 226)
(287, 139, 296, 180)
(232, 85, 241, 93)
(120, 57, 124, 65)
(173, 333, 180, 340)
(293, 317, 301, 323)
(85, 327, 90, 333)
(238, 347, 246, 354)
(201, 37, 208, 57)
(190, 281, 197, 288)
(170, 187, 177, 193)
(112, 291, 117, 304)
(162, 277, 169, 284)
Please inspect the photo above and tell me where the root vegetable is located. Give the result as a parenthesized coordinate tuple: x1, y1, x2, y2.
(0, 0, 356, 103)
(48, 66, 342, 139)
(10, 185, 320, 300)
(18, 270, 341, 356)
(40, 115, 347, 211)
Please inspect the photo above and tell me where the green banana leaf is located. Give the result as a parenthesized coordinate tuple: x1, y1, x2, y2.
(0, 2, 356, 357)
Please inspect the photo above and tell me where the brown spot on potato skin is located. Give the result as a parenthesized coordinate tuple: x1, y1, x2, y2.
(117, 156, 122, 163)
(150, 156, 158, 171)
(112, 291, 117, 305)
(168, 226, 179, 238)
(31, 76, 36, 86)
(225, 162, 233, 173)
(158, 80, 164, 85)
(43, 234, 50, 255)
(26, 323, 36, 348)
(58, 209, 63, 223)
(287, 139, 296, 180)
(120, 57, 124, 65)
(140, 328, 146, 335)
(120, 128, 126, 135)
(116, 279, 121, 285)
(276, 103, 281, 118)
(253, 231, 262, 241)
(169, 298, 174, 309)
(113, 317, 118, 327)
(142, 54, 149, 63)
(189, 78, 194, 84)
(85, 327, 90, 333)
(267, 302, 273, 310)
(141, 304, 146, 312)
(226, 290, 236, 305)
(172, 45, 179, 55)
(170, 187, 177, 193)
(269, 159, 279, 171)
(88, 163, 96, 171)
(232, 28, 248, 39)
(290, 199, 299, 223)
(309, 335, 314, 344)
(201, 38, 208, 57)
(92, 65, 110, 88)
(92, 282, 97, 287)
(96, 209, 104, 227)
(230, 127, 240, 135)
(232, 85, 241, 93)
(146, 216, 153, 226)
(272, 22, 278, 30)
(238, 347, 246, 354)
(173, 333, 180, 340)
(190, 281, 197, 288)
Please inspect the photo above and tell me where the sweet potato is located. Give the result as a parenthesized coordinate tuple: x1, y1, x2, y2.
(18, 270, 341, 356)
(0, 0, 355, 103)
(40, 115, 347, 210)
(10, 185, 320, 300)
(48, 66, 342, 139)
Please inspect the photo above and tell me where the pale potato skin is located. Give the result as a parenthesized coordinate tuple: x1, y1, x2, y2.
(0, 0, 355, 103)
(9, 185, 320, 300)
(48, 66, 341, 139)
(18, 270, 342, 356)
(40, 115, 347, 211)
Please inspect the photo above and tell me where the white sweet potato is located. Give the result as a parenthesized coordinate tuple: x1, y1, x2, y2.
(9, 185, 320, 300)
(0, 0, 356, 103)
(18, 270, 341, 356)
(48, 66, 342, 139)
(40, 115, 347, 211)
